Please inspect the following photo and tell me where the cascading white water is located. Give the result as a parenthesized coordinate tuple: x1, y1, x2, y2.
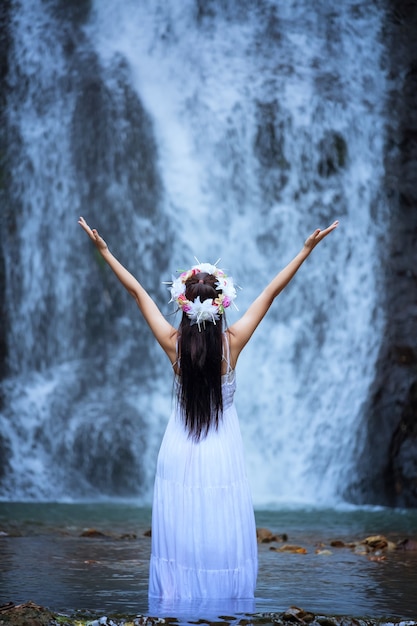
(0, 0, 389, 505)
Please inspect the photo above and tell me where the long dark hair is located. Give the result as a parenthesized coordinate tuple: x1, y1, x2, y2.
(177, 272, 224, 440)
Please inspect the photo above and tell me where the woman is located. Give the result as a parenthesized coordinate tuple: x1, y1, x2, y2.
(78, 216, 338, 602)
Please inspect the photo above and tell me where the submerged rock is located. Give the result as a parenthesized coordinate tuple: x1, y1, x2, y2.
(270, 544, 308, 554)
(256, 527, 288, 543)
(361, 535, 397, 552)
(79, 528, 107, 538)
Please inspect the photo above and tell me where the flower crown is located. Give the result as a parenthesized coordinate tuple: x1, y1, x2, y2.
(166, 260, 237, 330)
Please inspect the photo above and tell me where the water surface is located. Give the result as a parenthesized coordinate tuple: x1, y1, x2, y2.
(0, 503, 416, 621)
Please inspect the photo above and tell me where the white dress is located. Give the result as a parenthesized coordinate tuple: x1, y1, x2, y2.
(148, 351, 258, 601)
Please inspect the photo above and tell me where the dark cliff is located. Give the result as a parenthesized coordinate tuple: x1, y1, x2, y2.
(347, 2, 417, 507)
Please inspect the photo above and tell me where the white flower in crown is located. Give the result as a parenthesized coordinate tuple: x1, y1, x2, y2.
(169, 275, 187, 301)
(187, 297, 221, 330)
(195, 262, 218, 275)
(215, 275, 237, 301)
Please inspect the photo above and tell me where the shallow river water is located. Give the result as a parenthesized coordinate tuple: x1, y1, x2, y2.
(0, 503, 416, 622)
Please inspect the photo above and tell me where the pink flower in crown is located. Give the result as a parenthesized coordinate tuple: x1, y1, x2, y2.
(214, 294, 229, 314)
(189, 268, 200, 279)
(177, 293, 191, 312)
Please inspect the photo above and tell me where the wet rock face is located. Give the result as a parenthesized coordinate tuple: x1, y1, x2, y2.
(347, 3, 417, 507)
(379, 2, 417, 507)
(387, 380, 417, 506)
(0, 1, 11, 381)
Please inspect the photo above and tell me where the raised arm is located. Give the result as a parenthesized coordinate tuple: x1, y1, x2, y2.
(227, 221, 339, 366)
(78, 217, 177, 363)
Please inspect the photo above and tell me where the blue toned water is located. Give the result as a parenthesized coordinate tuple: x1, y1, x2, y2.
(0, 503, 416, 621)
(1, 0, 392, 507)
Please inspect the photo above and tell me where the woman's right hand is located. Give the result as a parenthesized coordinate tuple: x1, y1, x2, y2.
(78, 216, 108, 252)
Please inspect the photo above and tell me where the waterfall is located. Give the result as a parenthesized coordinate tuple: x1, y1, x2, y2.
(0, 0, 389, 505)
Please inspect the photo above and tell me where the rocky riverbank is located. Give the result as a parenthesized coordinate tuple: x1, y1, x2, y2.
(1, 601, 416, 626)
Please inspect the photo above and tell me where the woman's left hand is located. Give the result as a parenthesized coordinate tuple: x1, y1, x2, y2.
(304, 220, 339, 251)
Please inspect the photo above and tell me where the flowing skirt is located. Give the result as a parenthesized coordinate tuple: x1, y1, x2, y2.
(149, 375, 257, 600)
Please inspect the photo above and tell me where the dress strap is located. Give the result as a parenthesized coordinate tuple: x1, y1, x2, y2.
(172, 337, 180, 370)
(222, 332, 232, 374)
